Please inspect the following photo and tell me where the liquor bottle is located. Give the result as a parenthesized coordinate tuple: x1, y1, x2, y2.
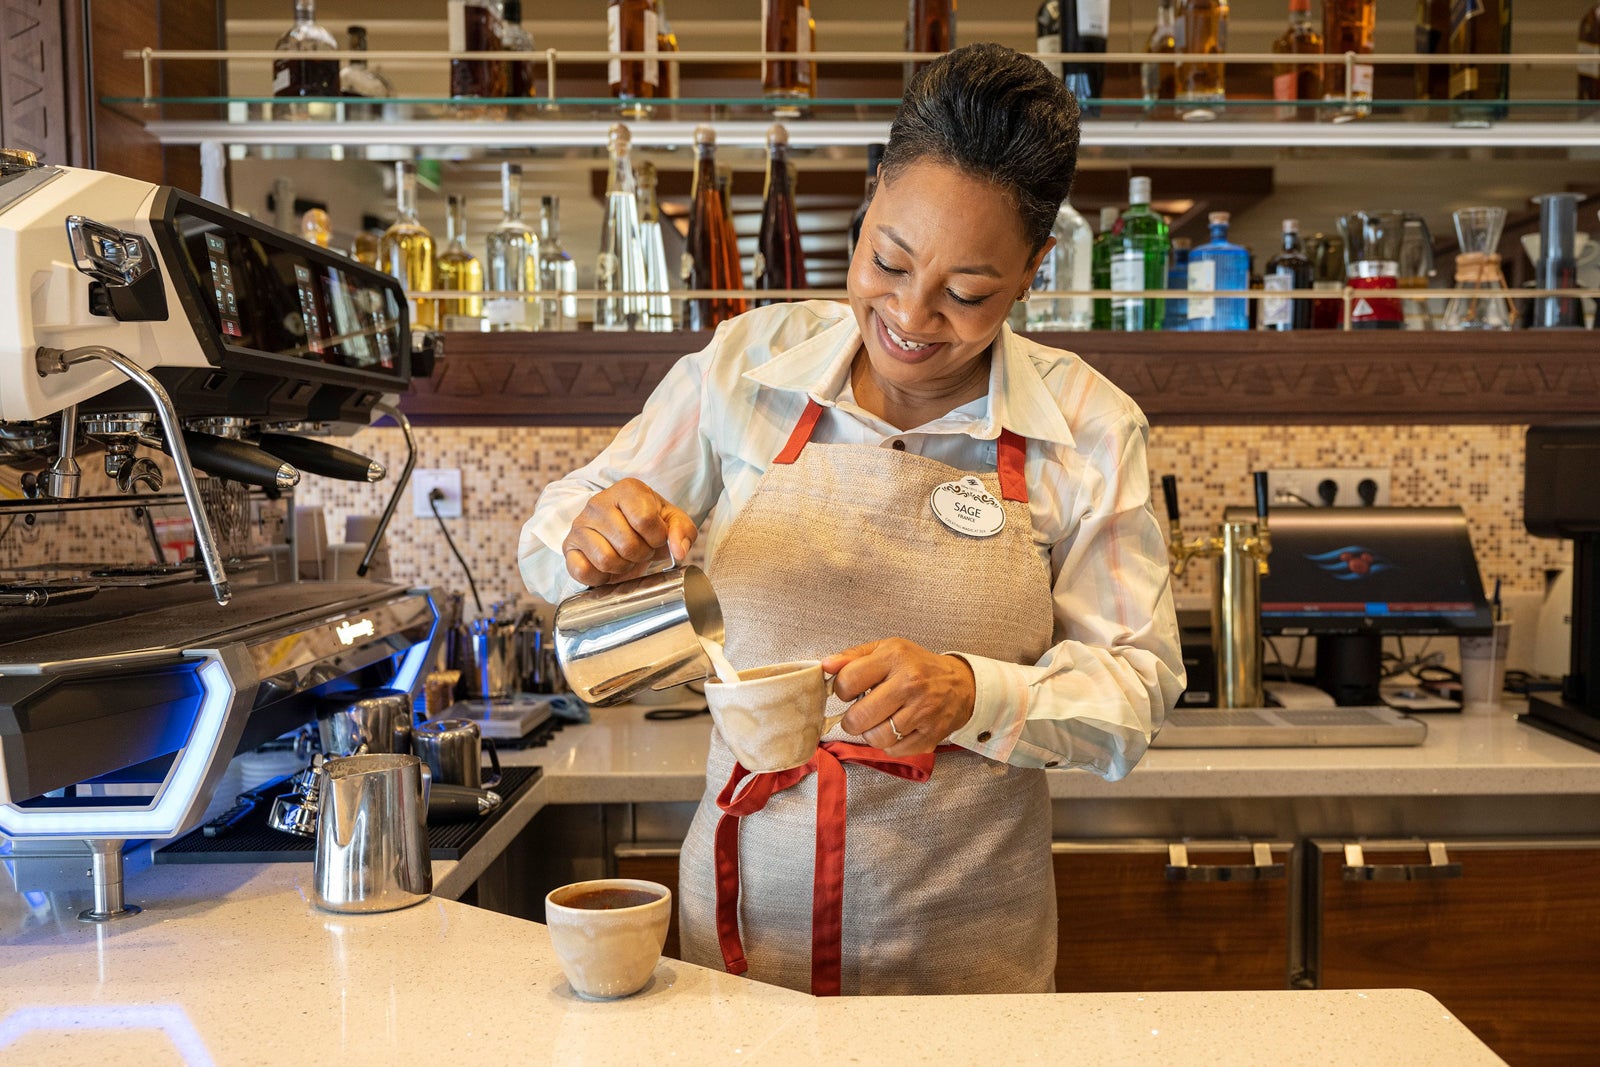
(1414, 0, 1451, 103)
(1323, 0, 1376, 120)
(1141, 0, 1178, 111)
(1176, 0, 1228, 122)
(1112, 176, 1168, 331)
(448, 0, 505, 100)
(272, 1, 339, 98)
(755, 125, 808, 305)
(1448, 0, 1512, 123)
(908, 0, 957, 79)
(499, 0, 538, 99)
(636, 162, 676, 332)
(1187, 211, 1248, 331)
(1261, 218, 1314, 331)
(847, 144, 885, 262)
(538, 196, 580, 331)
(715, 167, 747, 305)
(608, 0, 660, 118)
(1163, 237, 1191, 330)
(1091, 206, 1120, 330)
(1026, 197, 1093, 331)
(657, 0, 681, 103)
(1060, 0, 1110, 111)
(300, 208, 331, 248)
(378, 161, 436, 330)
(340, 25, 394, 118)
(764, 0, 816, 110)
(1581, 4, 1600, 100)
(682, 126, 745, 330)
(353, 229, 381, 268)
(484, 162, 541, 332)
(435, 195, 484, 331)
(1272, 0, 1323, 121)
(596, 124, 649, 332)
(1037, 1, 1063, 81)
(1308, 231, 1347, 329)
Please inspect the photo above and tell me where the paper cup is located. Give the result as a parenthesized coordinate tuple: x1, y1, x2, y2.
(1460, 621, 1512, 709)
(703, 660, 841, 772)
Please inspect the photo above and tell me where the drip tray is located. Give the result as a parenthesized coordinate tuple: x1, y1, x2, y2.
(155, 765, 542, 865)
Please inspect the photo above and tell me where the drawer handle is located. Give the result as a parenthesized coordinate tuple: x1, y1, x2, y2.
(1341, 841, 1464, 882)
(1165, 842, 1285, 882)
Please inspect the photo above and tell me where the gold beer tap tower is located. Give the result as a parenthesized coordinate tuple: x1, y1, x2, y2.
(1163, 472, 1273, 709)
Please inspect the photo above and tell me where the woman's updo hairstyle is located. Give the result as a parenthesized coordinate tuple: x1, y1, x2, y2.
(881, 43, 1081, 254)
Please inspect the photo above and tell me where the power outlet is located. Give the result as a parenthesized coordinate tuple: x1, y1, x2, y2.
(1267, 467, 1391, 509)
(412, 468, 463, 518)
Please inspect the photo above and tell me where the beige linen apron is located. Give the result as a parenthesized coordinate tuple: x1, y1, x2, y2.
(678, 397, 1058, 996)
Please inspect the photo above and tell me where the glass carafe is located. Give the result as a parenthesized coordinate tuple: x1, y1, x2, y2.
(1338, 210, 1405, 329)
(1442, 207, 1514, 331)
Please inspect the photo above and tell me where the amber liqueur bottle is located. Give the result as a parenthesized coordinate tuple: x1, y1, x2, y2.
(763, 0, 816, 109)
(907, 0, 956, 78)
(609, 0, 661, 117)
(682, 126, 745, 331)
(754, 124, 808, 305)
(1272, 0, 1323, 121)
(1448, 0, 1512, 121)
(499, 0, 538, 98)
(1176, 0, 1229, 121)
(1322, 0, 1376, 118)
(448, 0, 505, 100)
(1582, 4, 1600, 100)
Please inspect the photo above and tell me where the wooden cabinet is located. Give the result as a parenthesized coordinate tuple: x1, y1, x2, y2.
(614, 843, 683, 961)
(1052, 840, 1293, 992)
(1310, 838, 1600, 1067)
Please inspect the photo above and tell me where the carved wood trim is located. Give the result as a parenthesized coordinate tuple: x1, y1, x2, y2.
(399, 329, 1600, 427)
(1, 0, 73, 165)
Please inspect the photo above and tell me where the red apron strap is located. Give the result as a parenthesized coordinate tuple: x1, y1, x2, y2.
(773, 398, 826, 465)
(996, 428, 1029, 503)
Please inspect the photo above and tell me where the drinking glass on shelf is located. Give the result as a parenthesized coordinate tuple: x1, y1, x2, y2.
(1397, 213, 1437, 330)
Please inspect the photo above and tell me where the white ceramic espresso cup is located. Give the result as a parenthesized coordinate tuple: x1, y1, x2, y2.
(545, 878, 672, 1000)
(703, 660, 843, 773)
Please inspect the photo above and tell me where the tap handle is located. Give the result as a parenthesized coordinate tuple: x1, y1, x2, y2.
(1160, 474, 1181, 524)
(1253, 471, 1270, 524)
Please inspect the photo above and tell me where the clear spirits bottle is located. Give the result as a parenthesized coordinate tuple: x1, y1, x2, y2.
(755, 124, 808, 305)
(1059, 0, 1109, 111)
(1091, 205, 1120, 331)
(340, 25, 394, 119)
(1111, 176, 1169, 331)
(484, 162, 541, 332)
(1187, 211, 1249, 331)
(608, 0, 660, 118)
(1026, 197, 1093, 331)
(1272, 0, 1323, 121)
(1414, 0, 1451, 103)
(1448, 0, 1512, 124)
(907, 0, 956, 80)
(596, 124, 649, 331)
(763, 0, 815, 112)
(272, 0, 339, 98)
(538, 196, 580, 331)
(499, 0, 538, 99)
(1163, 236, 1191, 330)
(636, 162, 676, 332)
(379, 161, 436, 330)
(1582, 4, 1600, 101)
(435, 194, 484, 331)
(1323, 0, 1376, 120)
(682, 127, 745, 330)
(1141, 0, 1178, 113)
(1262, 219, 1314, 331)
(1176, 0, 1228, 121)
(847, 144, 885, 263)
(448, 0, 505, 101)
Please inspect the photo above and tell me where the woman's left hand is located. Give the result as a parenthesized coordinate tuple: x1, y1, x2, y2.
(822, 639, 976, 754)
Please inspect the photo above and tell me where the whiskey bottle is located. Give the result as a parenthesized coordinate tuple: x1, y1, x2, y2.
(1111, 176, 1168, 331)
(1308, 231, 1346, 329)
(1261, 218, 1314, 331)
(340, 25, 394, 119)
(1322, 0, 1376, 120)
(378, 161, 436, 330)
(1176, 0, 1229, 122)
(608, 0, 660, 118)
(1091, 205, 1120, 331)
(1187, 211, 1248, 331)
(682, 127, 745, 330)
(657, 0, 681, 103)
(763, 0, 816, 111)
(1060, 0, 1110, 110)
(435, 194, 484, 331)
(596, 124, 649, 331)
(1272, 0, 1323, 121)
(755, 125, 808, 305)
(1026, 196, 1092, 331)
(636, 162, 676, 332)
(1449, 0, 1512, 123)
(1582, 4, 1600, 100)
(847, 144, 885, 263)
(448, 0, 505, 101)
(1141, 0, 1178, 112)
(538, 196, 580, 331)
(1414, 0, 1451, 103)
(907, 0, 956, 79)
(484, 162, 541, 332)
(499, 0, 538, 99)
(272, 0, 340, 98)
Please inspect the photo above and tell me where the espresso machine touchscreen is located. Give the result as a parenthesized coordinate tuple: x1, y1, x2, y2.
(0, 148, 441, 920)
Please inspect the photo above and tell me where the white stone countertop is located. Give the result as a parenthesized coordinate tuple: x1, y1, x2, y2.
(0, 861, 1504, 1066)
(517, 701, 1600, 804)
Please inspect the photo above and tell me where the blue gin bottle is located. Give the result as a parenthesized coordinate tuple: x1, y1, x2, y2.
(1187, 211, 1250, 331)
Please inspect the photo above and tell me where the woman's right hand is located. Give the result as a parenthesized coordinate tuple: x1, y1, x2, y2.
(561, 478, 699, 586)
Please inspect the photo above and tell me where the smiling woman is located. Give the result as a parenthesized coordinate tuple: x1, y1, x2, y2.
(519, 43, 1184, 998)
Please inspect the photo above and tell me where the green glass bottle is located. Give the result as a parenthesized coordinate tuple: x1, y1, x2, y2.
(1091, 206, 1119, 331)
(1111, 175, 1170, 331)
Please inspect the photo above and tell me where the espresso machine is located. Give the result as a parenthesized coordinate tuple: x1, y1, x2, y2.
(0, 148, 441, 919)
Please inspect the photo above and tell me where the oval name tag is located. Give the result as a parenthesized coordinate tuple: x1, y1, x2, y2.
(930, 476, 1006, 538)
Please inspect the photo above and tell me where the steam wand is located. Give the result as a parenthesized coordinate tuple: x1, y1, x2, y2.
(35, 344, 231, 605)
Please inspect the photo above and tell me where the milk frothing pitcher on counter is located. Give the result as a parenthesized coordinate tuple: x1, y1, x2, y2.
(312, 753, 432, 914)
(1163, 473, 1272, 710)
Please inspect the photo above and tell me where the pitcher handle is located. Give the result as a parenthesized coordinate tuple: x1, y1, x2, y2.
(480, 738, 502, 789)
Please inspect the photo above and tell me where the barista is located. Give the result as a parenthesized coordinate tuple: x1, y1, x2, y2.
(519, 44, 1184, 995)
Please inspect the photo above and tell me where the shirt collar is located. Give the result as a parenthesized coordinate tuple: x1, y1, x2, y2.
(742, 313, 1076, 448)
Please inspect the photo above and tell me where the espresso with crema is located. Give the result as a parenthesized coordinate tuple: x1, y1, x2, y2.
(563, 887, 661, 910)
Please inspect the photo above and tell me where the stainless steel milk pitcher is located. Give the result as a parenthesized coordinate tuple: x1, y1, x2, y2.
(312, 753, 432, 913)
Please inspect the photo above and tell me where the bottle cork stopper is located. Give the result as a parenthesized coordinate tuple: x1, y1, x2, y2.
(609, 123, 631, 151)
(694, 125, 716, 146)
(1282, 218, 1300, 234)
(767, 124, 789, 149)
(1209, 211, 1230, 226)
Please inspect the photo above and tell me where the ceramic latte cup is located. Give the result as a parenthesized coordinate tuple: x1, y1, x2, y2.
(545, 879, 672, 1000)
(703, 660, 842, 773)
